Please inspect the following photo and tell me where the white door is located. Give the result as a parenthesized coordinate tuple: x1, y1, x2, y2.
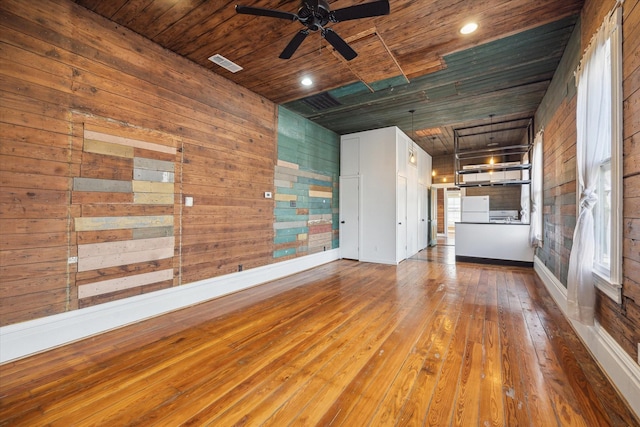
(418, 185, 428, 249)
(339, 176, 359, 260)
(397, 176, 407, 263)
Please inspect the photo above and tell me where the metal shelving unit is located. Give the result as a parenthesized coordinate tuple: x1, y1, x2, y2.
(454, 118, 533, 188)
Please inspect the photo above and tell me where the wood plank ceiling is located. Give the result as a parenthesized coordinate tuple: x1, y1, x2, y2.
(72, 0, 584, 157)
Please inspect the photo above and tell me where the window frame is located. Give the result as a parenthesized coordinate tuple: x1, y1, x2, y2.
(589, 7, 623, 304)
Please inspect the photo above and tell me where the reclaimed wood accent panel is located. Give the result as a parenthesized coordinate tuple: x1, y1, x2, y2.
(0, 0, 276, 325)
(274, 107, 339, 260)
(1, 250, 638, 425)
(73, 124, 179, 307)
(273, 160, 335, 259)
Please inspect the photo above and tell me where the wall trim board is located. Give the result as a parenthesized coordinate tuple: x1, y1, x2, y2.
(534, 256, 640, 419)
(0, 249, 340, 364)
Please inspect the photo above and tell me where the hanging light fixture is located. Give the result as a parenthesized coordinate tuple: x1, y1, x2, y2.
(431, 136, 437, 176)
(488, 114, 495, 166)
(409, 109, 416, 164)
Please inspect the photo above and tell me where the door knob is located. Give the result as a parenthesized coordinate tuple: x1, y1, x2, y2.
(340, 221, 345, 224)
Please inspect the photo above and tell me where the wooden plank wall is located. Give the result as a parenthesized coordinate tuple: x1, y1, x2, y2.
(0, 0, 277, 325)
(431, 154, 454, 185)
(436, 188, 445, 234)
(536, 0, 640, 363)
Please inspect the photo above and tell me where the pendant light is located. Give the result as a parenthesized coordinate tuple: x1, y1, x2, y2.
(409, 109, 416, 164)
(489, 114, 495, 166)
(431, 137, 437, 176)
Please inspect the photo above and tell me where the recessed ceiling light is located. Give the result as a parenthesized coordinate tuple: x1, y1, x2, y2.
(301, 77, 313, 86)
(460, 22, 478, 35)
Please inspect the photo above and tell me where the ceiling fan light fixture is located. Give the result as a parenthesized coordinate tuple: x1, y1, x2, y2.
(460, 22, 478, 35)
(301, 77, 313, 86)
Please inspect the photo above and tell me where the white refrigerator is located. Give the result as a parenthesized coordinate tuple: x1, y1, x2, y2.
(461, 196, 490, 222)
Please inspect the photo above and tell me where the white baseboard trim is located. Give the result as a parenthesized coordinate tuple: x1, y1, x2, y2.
(534, 256, 640, 419)
(0, 249, 340, 364)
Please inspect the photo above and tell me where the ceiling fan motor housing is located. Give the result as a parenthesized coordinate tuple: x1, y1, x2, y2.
(298, 0, 331, 31)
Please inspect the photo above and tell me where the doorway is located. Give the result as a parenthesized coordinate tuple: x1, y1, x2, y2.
(434, 187, 461, 246)
(446, 189, 461, 234)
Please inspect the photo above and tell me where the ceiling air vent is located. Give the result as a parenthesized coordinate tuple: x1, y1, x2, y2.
(208, 54, 243, 73)
(301, 92, 342, 111)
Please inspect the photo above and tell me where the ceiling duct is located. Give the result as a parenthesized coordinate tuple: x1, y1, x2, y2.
(301, 92, 342, 111)
(207, 54, 243, 73)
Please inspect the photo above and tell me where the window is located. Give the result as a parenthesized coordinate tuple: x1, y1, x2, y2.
(595, 160, 611, 273)
(568, 5, 623, 312)
(529, 131, 543, 246)
(591, 8, 623, 303)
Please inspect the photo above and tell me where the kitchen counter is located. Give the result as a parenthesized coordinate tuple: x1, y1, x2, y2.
(454, 222, 534, 265)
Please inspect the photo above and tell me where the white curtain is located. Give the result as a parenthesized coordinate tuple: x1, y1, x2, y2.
(567, 11, 615, 325)
(528, 130, 543, 246)
(520, 152, 530, 224)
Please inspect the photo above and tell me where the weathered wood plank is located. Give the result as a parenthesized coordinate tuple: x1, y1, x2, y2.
(83, 139, 134, 158)
(80, 204, 173, 218)
(133, 169, 174, 183)
(78, 268, 173, 298)
(76, 229, 134, 245)
(131, 181, 174, 193)
(71, 191, 133, 205)
(79, 279, 173, 308)
(74, 215, 174, 231)
(75, 257, 174, 284)
(80, 151, 133, 181)
(84, 130, 176, 155)
(133, 157, 174, 172)
(73, 177, 132, 193)
(77, 236, 174, 272)
(133, 192, 174, 205)
(78, 236, 174, 258)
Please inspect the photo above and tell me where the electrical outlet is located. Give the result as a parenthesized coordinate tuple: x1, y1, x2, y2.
(68, 256, 78, 264)
(238, 264, 243, 272)
(264, 192, 272, 199)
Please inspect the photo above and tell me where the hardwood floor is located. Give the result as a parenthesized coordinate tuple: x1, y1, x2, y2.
(1, 246, 638, 426)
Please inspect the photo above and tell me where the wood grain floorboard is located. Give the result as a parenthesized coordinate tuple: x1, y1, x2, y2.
(0, 246, 638, 426)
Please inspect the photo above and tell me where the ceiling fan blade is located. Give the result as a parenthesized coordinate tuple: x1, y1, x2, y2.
(235, 5, 297, 21)
(279, 30, 309, 59)
(331, 0, 390, 22)
(323, 28, 357, 61)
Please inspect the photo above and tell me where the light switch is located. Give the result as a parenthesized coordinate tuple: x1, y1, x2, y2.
(185, 196, 194, 207)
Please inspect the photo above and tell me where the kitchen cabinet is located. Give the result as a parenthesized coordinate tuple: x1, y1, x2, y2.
(455, 222, 534, 265)
(340, 127, 431, 264)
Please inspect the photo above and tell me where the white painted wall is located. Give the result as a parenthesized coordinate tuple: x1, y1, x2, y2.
(340, 127, 431, 264)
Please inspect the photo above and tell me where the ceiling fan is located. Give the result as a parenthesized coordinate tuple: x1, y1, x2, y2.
(235, 0, 390, 61)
